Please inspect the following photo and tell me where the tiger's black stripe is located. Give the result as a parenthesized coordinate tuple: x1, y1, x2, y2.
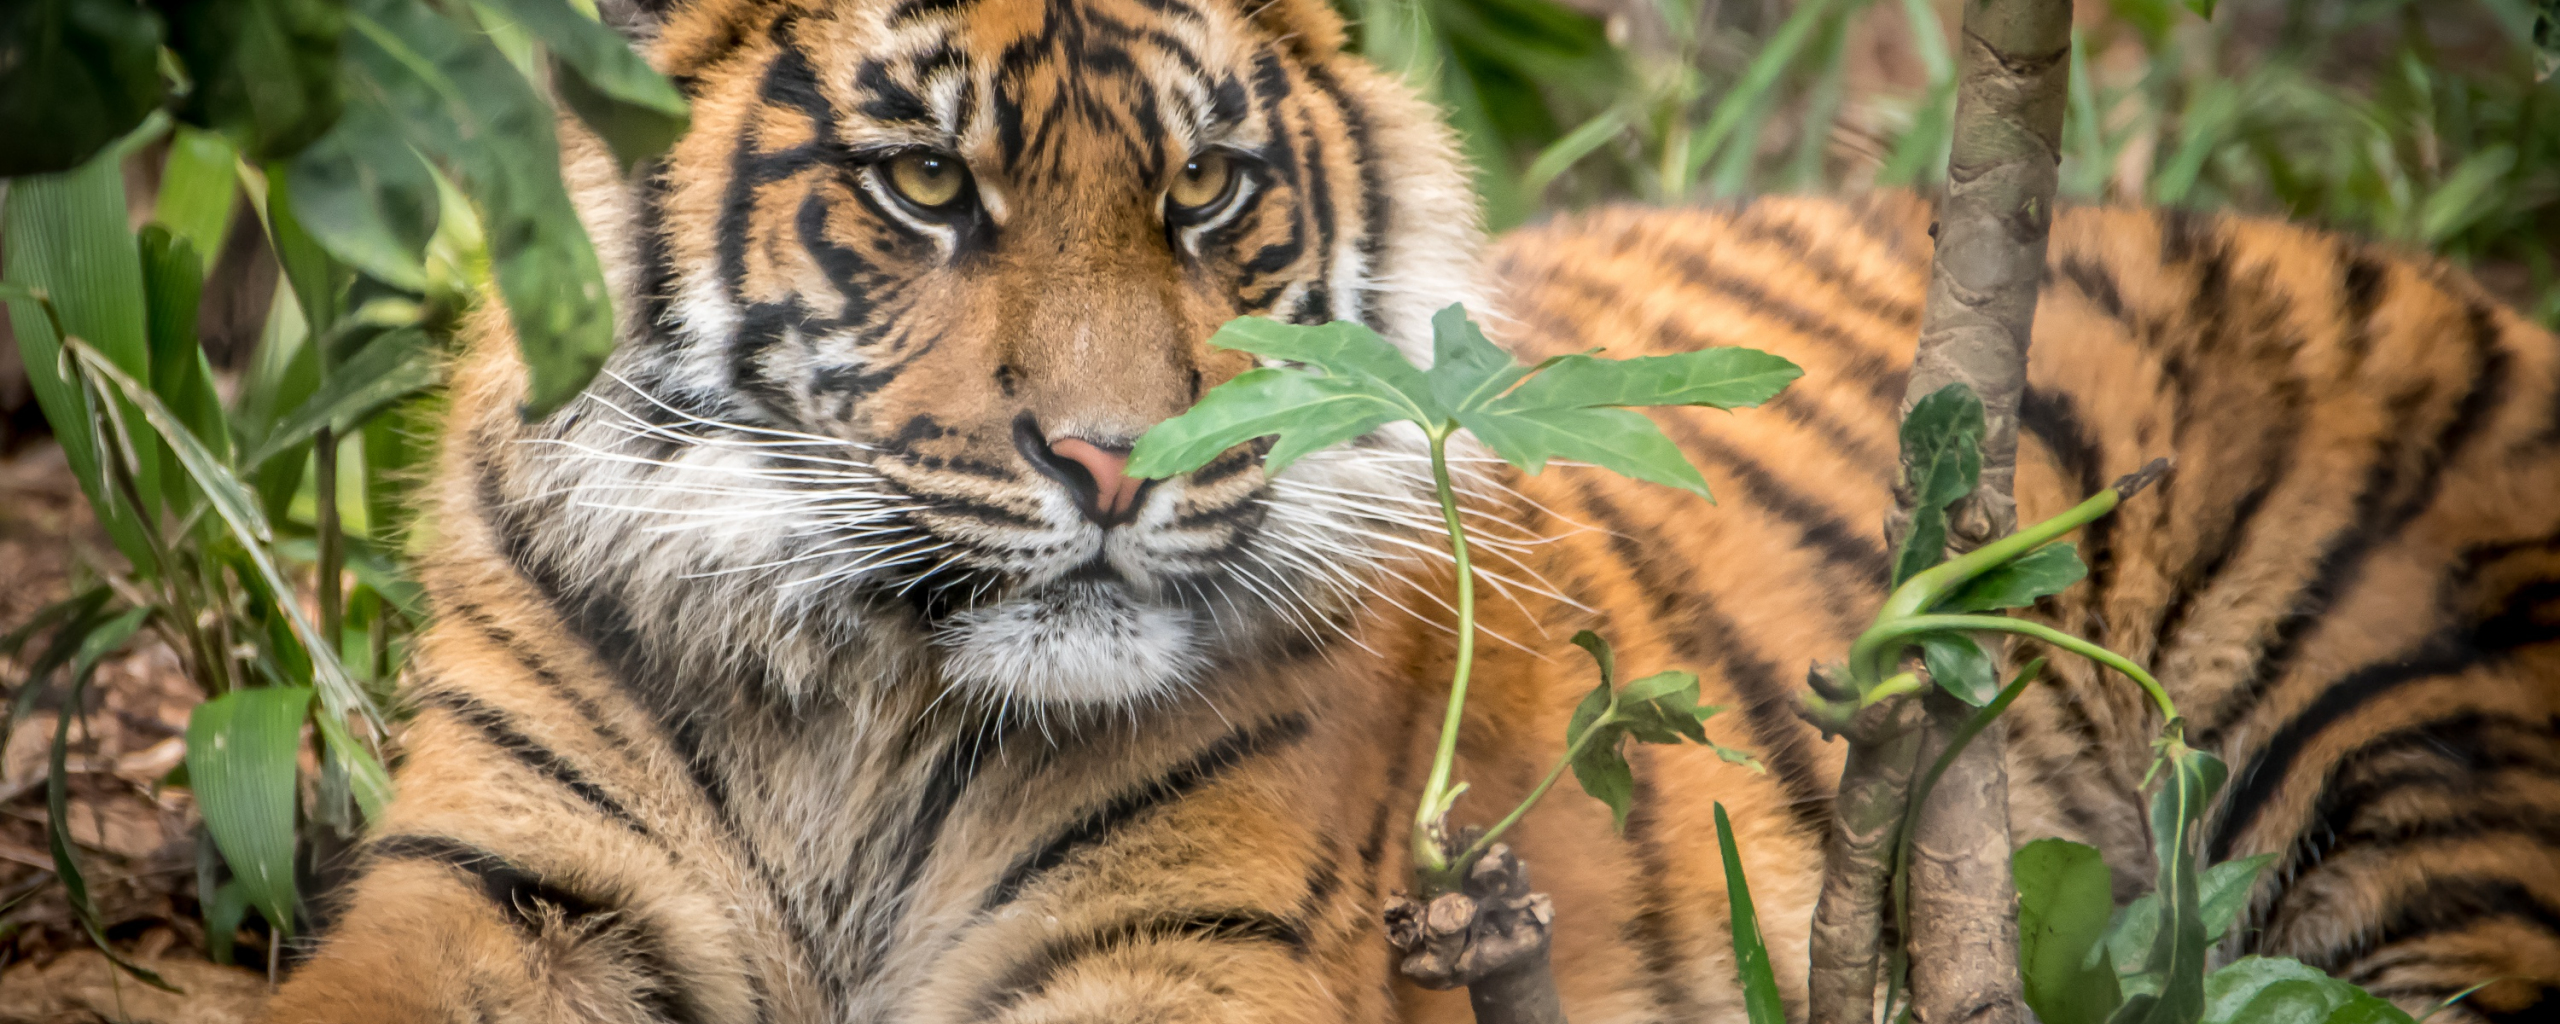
(968, 909, 1309, 1019)
(411, 687, 652, 837)
(981, 712, 1314, 910)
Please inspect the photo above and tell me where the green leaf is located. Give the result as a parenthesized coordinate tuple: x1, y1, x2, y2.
(1501, 348, 1803, 413)
(2184, 0, 2217, 19)
(1459, 404, 1713, 499)
(1427, 303, 1531, 415)
(204, 879, 253, 966)
(1569, 629, 1617, 689)
(1902, 383, 1985, 509)
(1714, 802, 1789, 1024)
(138, 228, 233, 471)
(2123, 746, 2231, 1024)
(1616, 670, 1710, 744)
(479, 0, 689, 173)
(1212, 316, 1439, 418)
(243, 326, 443, 467)
(3, 143, 166, 568)
(1894, 503, 1950, 588)
(343, 0, 615, 416)
(44, 607, 178, 992)
(1918, 631, 1999, 706)
(2200, 853, 2275, 944)
(1127, 368, 1411, 479)
(1523, 106, 1630, 195)
(188, 687, 315, 937)
(2017, 838, 2124, 1024)
(1938, 543, 2089, 612)
(0, 0, 165, 176)
(0, 590, 113, 770)
(286, 96, 442, 291)
(165, 0, 348, 160)
(2200, 958, 2416, 1024)
(1565, 679, 1635, 833)
(154, 127, 244, 271)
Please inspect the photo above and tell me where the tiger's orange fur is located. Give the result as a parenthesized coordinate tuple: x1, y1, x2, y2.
(261, 0, 2560, 1019)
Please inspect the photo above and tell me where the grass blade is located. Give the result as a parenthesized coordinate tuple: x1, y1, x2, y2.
(243, 326, 443, 467)
(43, 607, 179, 992)
(153, 126, 241, 273)
(1715, 801, 1789, 1024)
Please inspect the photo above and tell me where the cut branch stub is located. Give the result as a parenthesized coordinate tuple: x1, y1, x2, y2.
(1384, 841, 1566, 1024)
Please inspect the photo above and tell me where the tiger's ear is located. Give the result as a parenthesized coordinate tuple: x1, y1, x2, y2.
(1244, 0, 1348, 61)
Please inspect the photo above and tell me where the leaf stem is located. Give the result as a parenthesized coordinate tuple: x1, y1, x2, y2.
(1853, 614, 2177, 722)
(1412, 427, 1480, 885)
(1453, 699, 1618, 872)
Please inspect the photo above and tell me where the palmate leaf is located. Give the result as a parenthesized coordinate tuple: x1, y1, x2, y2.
(1459, 404, 1717, 499)
(1126, 368, 1411, 479)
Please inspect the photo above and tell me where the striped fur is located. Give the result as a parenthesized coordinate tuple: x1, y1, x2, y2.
(262, 0, 2560, 1020)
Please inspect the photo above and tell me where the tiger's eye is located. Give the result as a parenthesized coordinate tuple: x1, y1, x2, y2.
(886, 152, 967, 209)
(1168, 152, 1235, 212)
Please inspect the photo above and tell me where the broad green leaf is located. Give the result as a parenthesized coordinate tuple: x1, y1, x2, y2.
(2123, 747, 2230, 1024)
(1919, 631, 1999, 706)
(0, 0, 165, 176)
(2184, 0, 2217, 18)
(154, 127, 244, 271)
(1565, 677, 1635, 832)
(2200, 958, 2416, 1024)
(1427, 303, 1531, 415)
(1459, 404, 1713, 499)
(1501, 348, 1803, 413)
(189, 687, 314, 936)
(287, 97, 442, 291)
(1939, 543, 2089, 612)
(1616, 670, 1710, 744)
(244, 326, 444, 467)
(1126, 368, 1410, 479)
(263, 166, 352, 335)
(2017, 838, 2124, 1024)
(165, 0, 347, 160)
(204, 879, 253, 966)
(1210, 316, 1438, 418)
(3, 145, 165, 568)
(1569, 629, 1617, 689)
(345, 0, 616, 416)
(2200, 853, 2276, 944)
(1714, 802, 1789, 1024)
(1902, 383, 1985, 509)
(44, 608, 177, 992)
(479, 0, 690, 173)
(1894, 503, 1950, 587)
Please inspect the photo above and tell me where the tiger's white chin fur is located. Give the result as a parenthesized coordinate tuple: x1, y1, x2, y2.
(935, 582, 1203, 707)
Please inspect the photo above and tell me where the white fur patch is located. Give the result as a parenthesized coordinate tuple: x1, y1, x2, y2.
(935, 582, 1203, 706)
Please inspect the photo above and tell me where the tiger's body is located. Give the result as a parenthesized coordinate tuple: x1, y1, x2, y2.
(262, 0, 2560, 1019)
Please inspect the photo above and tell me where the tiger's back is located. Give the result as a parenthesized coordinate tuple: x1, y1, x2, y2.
(1473, 193, 2560, 1020)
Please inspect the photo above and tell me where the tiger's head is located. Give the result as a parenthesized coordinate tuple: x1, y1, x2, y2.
(483, 0, 1487, 712)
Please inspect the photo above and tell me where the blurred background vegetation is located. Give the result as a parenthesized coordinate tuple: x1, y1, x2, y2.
(0, 0, 2554, 1010)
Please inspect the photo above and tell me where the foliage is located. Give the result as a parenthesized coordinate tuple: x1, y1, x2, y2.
(1130, 306, 1796, 893)
(1, 0, 679, 973)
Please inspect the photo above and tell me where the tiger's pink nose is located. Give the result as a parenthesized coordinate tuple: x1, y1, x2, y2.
(1012, 415, 1154, 527)
(1051, 438, 1142, 519)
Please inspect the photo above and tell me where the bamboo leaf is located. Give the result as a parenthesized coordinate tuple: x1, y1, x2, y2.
(138, 228, 234, 479)
(2017, 838, 2124, 1024)
(44, 607, 179, 992)
(243, 326, 443, 467)
(3, 145, 167, 567)
(187, 687, 313, 936)
(0, 589, 112, 770)
(154, 127, 244, 271)
(1714, 802, 1789, 1024)
(0, 0, 166, 176)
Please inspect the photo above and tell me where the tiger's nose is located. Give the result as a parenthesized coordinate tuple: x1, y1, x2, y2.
(1013, 414, 1153, 527)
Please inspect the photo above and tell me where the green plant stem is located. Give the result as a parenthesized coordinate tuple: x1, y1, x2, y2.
(1874, 484, 2126, 631)
(1412, 427, 1480, 887)
(1452, 701, 1618, 873)
(1853, 614, 2178, 722)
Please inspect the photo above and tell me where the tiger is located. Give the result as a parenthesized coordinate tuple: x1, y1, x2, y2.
(256, 0, 2560, 1019)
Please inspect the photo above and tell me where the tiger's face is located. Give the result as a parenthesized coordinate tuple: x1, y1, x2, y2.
(517, 0, 1484, 710)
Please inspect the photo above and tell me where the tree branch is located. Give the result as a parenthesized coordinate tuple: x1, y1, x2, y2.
(1897, 2, 2070, 1023)
(1385, 841, 1566, 1024)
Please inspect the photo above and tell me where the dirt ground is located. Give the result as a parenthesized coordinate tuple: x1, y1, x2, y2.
(0, 444, 268, 1021)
